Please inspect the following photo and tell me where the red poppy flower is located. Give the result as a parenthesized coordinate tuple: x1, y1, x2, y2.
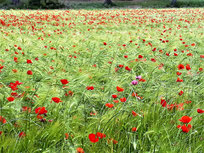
(9, 81, 22, 91)
(138, 55, 143, 58)
(19, 132, 26, 138)
(177, 124, 192, 133)
(115, 67, 119, 72)
(120, 97, 126, 102)
(197, 109, 204, 114)
(0, 131, 2, 135)
(178, 91, 184, 96)
(176, 72, 182, 75)
(0, 116, 6, 124)
(7, 97, 15, 102)
(191, 43, 196, 46)
(113, 139, 118, 144)
(27, 59, 32, 64)
(96, 132, 106, 139)
(132, 111, 138, 117)
(176, 78, 183, 82)
(152, 48, 156, 51)
(124, 55, 128, 58)
(52, 97, 62, 103)
(186, 64, 191, 71)
(103, 42, 107, 45)
(14, 57, 18, 62)
(22, 106, 31, 112)
(89, 133, 99, 143)
(116, 86, 124, 92)
(77, 148, 84, 153)
(151, 58, 156, 62)
(60, 79, 69, 85)
(0, 66, 4, 69)
(65, 91, 74, 96)
(125, 66, 131, 71)
(12, 69, 18, 73)
(179, 116, 192, 123)
(132, 127, 137, 132)
(167, 104, 175, 110)
(35, 107, 47, 115)
(132, 92, 138, 97)
(90, 112, 96, 116)
(112, 95, 117, 98)
(105, 103, 114, 108)
(27, 70, 33, 75)
(0, 19, 5, 26)
(86, 86, 94, 90)
(166, 53, 170, 56)
(186, 53, 192, 56)
(113, 100, 119, 103)
(139, 79, 146, 82)
(11, 93, 18, 97)
(118, 65, 124, 68)
(178, 64, 185, 70)
(65, 133, 69, 139)
(161, 99, 167, 107)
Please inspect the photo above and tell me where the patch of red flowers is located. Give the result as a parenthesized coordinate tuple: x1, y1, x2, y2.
(116, 86, 124, 92)
(19, 132, 26, 138)
(120, 97, 126, 102)
(86, 86, 94, 90)
(35, 107, 47, 115)
(7, 97, 15, 102)
(9, 81, 22, 91)
(27, 59, 32, 64)
(186, 64, 191, 71)
(112, 94, 117, 98)
(77, 147, 84, 153)
(177, 124, 192, 133)
(52, 97, 62, 103)
(125, 66, 131, 71)
(88, 133, 99, 143)
(65, 133, 69, 139)
(178, 90, 184, 96)
(179, 116, 192, 123)
(197, 109, 204, 113)
(161, 99, 167, 107)
(0, 116, 6, 124)
(176, 78, 183, 82)
(89, 132, 106, 143)
(132, 127, 137, 132)
(105, 103, 114, 108)
(27, 70, 33, 75)
(132, 111, 138, 117)
(60, 79, 69, 85)
(177, 116, 192, 133)
(178, 64, 185, 70)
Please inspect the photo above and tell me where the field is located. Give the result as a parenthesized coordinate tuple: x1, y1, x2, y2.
(0, 8, 204, 153)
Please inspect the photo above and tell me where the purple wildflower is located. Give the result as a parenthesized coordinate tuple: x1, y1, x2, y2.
(131, 80, 138, 85)
(136, 76, 142, 80)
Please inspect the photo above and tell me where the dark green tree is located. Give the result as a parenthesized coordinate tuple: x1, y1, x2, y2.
(103, 0, 115, 6)
(171, 0, 177, 6)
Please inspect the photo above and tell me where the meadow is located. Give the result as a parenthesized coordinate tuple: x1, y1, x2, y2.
(0, 8, 204, 153)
